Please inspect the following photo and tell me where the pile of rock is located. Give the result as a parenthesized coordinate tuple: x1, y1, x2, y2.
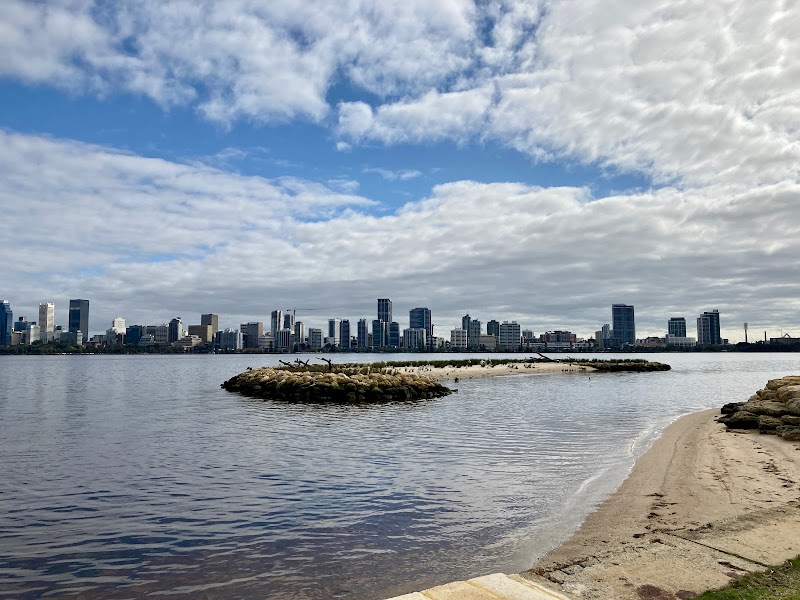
(222, 367, 454, 403)
(719, 376, 800, 441)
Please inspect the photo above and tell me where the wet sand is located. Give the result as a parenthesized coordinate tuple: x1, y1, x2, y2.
(523, 409, 800, 598)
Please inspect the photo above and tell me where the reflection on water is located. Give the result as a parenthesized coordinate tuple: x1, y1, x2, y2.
(0, 352, 798, 599)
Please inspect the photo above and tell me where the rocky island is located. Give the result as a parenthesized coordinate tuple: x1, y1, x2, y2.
(222, 357, 670, 403)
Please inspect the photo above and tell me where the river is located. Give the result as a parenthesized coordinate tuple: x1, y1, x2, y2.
(0, 352, 798, 598)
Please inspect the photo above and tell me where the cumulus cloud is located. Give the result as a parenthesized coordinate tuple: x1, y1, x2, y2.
(3, 130, 799, 340)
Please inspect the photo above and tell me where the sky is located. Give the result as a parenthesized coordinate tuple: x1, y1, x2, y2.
(2, 0, 799, 341)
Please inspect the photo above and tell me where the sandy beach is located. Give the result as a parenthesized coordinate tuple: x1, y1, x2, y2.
(394, 361, 595, 380)
(522, 409, 800, 598)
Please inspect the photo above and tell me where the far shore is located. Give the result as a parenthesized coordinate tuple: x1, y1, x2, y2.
(393, 360, 595, 380)
(522, 409, 800, 599)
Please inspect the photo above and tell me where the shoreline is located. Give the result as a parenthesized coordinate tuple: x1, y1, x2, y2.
(394, 361, 595, 380)
(522, 408, 800, 598)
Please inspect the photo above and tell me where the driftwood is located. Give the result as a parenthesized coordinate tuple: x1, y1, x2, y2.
(316, 357, 334, 371)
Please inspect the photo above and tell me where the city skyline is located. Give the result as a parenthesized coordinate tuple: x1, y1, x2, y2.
(2, 3, 800, 344)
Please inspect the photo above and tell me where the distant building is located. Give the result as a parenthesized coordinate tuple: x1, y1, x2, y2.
(402, 328, 427, 350)
(174, 335, 203, 349)
(668, 317, 687, 338)
(461, 314, 472, 345)
(479, 334, 498, 350)
(270, 310, 283, 338)
(111, 316, 126, 334)
(201, 314, 219, 334)
(0, 301, 12, 346)
(388, 322, 400, 348)
(378, 298, 392, 323)
(450, 328, 468, 349)
(541, 330, 577, 345)
(169, 317, 184, 343)
(328, 318, 341, 346)
(308, 328, 323, 349)
(611, 304, 635, 348)
(294, 321, 305, 346)
(188, 324, 213, 343)
(240, 321, 264, 348)
(357, 318, 368, 348)
(340, 319, 351, 349)
(126, 325, 145, 346)
(468, 319, 482, 348)
(216, 328, 243, 350)
(276, 329, 292, 349)
(409, 307, 432, 337)
(487, 320, 500, 337)
(665, 335, 696, 348)
(499, 321, 521, 351)
(697, 310, 722, 345)
(39, 302, 55, 334)
(258, 334, 274, 350)
(283, 312, 295, 332)
(372, 319, 386, 348)
(69, 299, 89, 337)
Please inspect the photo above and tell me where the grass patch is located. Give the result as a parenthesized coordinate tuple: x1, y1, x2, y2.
(695, 556, 800, 599)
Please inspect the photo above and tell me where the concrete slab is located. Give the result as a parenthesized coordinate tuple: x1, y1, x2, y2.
(382, 573, 572, 600)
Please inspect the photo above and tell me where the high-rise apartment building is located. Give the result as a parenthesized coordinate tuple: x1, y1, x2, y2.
(487, 320, 500, 337)
(357, 318, 368, 348)
(111, 317, 126, 334)
(308, 328, 323, 349)
(38, 302, 55, 334)
(611, 304, 635, 347)
(294, 321, 305, 345)
(201, 314, 219, 334)
(402, 328, 426, 350)
(499, 321, 521, 350)
(0, 301, 12, 346)
(697, 310, 722, 345)
(388, 322, 400, 348)
(409, 307, 432, 337)
(372, 319, 386, 347)
(468, 319, 482, 348)
(450, 328, 468, 349)
(68, 299, 89, 337)
(340, 319, 351, 349)
(377, 299, 392, 323)
(668, 317, 687, 337)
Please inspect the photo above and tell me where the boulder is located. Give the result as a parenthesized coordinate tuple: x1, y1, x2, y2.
(757, 416, 783, 432)
(777, 425, 800, 442)
(776, 385, 800, 402)
(781, 415, 800, 426)
(756, 389, 778, 400)
(743, 400, 790, 417)
(720, 402, 745, 415)
(785, 399, 800, 416)
(722, 411, 760, 429)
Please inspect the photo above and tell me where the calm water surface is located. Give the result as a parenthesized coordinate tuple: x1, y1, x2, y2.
(1, 352, 798, 599)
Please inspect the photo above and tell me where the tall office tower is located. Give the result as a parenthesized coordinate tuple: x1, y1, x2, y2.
(378, 299, 392, 324)
(68, 299, 89, 337)
(0, 301, 12, 346)
(601, 323, 611, 340)
(308, 328, 323, 349)
(201, 314, 219, 334)
(357, 318, 368, 348)
(372, 319, 386, 347)
(283, 312, 295, 331)
(461, 314, 472, 334)
(668, 317, 687, 337)
(168, 317, 183, 343)
(270, 310, 283, 338)
(241, 321, 264, 348)
(409, 307, 433, 337)
(340, 319, 351, 349)
(111, 317, 126, 334)
(126, 325, 145, 346)
(38, 302, 55, 334)
(611, 304, 636, 347)
(468, 319, 482, 348)
(294, 321, 305, 345)
(697, 310, 722, 345)
(388, 322, 400, 348)
(328, 318, 341, 346)
(487, 320, 500, 337)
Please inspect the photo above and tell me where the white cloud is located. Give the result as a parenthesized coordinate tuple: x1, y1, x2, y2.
(3, 131, 799, 341)
(363, 168, 422, 181)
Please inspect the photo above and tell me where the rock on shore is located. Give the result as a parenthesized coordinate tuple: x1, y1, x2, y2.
(718, 375, 800, 440)
(222, 367, 454, 403)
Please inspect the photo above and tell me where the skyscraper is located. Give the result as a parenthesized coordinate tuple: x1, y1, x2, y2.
(201, 313, 219, 334)
(0, 301, 12, 346)
(487, 320, 500, 337)
(270, 310, 283, 338)
(697, 310, 722, 345)
(611, 304, 635, 347)
(39, 302, 55, 334)
(69, 299, 89, 337)
(372, 319, 386, 348)
(388, 322, 400, 348)
(409, 307, 432, 337)
(668, 317, 687, 337)
(328, 318, 341, 346)
(468, 319, 482, 348)
(377, 299, 392, 324)
(169, 317, 183, 343)
(283, 312, 295, 331)
(357, 318, 368, 348)
(340, 319, 351, 349)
